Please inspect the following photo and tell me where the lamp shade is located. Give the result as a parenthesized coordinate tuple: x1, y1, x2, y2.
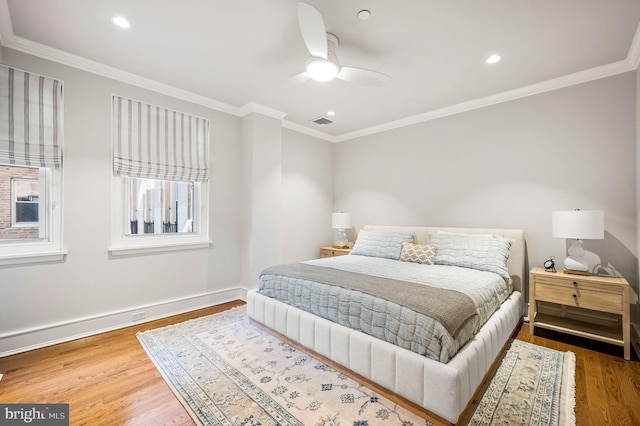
(331, 212, 352, 229)
(552, 210, 604, 240)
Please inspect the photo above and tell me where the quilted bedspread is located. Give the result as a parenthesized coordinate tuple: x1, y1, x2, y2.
(258, 255, 511, 363)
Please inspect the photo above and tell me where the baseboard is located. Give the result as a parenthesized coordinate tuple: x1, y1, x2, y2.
(0, 286, 250, 357)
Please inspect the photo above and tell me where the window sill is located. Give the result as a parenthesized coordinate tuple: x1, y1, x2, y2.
(108, 240, 212, 257)
(0, 250, 68, 267)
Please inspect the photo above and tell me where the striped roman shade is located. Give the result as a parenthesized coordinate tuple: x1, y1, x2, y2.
(0, 65, 63, 168)
(112, 95, 210, 182)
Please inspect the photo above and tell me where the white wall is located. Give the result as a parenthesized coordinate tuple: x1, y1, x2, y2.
(281, 129, 334, 263)
(0, 49, 244, 355)
(239, 112, 283, 288)
(335, 72, 638, 301)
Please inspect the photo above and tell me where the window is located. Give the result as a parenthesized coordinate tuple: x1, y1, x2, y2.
(126, 177, 196, 235)
(0, 65, 65, 265)
(109, 95, 211, 255)
(1, 166, 44, 241)
(13, 177, 40, 227)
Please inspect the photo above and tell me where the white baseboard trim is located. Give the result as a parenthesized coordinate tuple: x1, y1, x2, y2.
(0, 286, 250, 357)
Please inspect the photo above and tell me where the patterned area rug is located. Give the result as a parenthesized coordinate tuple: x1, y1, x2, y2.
(138, 307, 575, 426)
(137, 307, 426, 425)
(469, 340, 576, 425)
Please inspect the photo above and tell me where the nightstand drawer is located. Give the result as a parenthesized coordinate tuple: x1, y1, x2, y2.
(319, 247, 351, 258)
(534, 282, 623, 312)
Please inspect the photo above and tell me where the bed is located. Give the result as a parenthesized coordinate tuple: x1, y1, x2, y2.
(246, 225, 525, 424)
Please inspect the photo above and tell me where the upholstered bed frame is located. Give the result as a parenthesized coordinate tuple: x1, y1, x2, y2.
(246, 226, 526, 424)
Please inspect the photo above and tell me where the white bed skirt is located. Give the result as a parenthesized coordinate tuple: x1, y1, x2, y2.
(246, 289, 523, 424)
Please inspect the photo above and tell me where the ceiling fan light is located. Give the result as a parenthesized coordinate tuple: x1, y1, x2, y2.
(306, 57, 339, 82)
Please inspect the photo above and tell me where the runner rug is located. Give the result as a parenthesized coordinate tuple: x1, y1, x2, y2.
(137, 307, 575, 425)
(468, 339, 576, 425)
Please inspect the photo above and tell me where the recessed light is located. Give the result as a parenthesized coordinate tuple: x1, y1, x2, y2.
(486, 54, 501, 64)
(357, 10, 371, 20)
(327, 111, 336, 116)
(112, 16, 131, 29)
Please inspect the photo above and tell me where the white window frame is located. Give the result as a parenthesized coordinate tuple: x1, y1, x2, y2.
(108, 175, 211, 256)
(0, 166, 66, 266)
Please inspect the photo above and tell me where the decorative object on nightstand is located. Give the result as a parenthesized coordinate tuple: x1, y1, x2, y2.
(544, 256, 556, 272)
(331, 212, 352, 249)
(319, 246, 351, 258)
(529, 266, 632, 360)
(552, 208, 604, 274)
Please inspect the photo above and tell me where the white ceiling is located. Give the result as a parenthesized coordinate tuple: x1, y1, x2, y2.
(2, 0, 640, 141)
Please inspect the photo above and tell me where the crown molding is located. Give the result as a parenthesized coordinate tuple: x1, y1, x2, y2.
(3, 33, 240, 116)
(627, 22, 640, 69)
(335, 59, 636, 142)
(238, 102, 287, 120)
(1, 0, 638, 144)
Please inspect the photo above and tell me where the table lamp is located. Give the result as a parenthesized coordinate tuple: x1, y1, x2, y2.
(331, 212, 352, 249)
(552, 209, 604, 274)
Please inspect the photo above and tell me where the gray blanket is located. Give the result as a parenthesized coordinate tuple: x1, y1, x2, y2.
(260, 263, 477, 337)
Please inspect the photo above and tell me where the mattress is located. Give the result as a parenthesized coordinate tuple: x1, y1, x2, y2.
(258, 254, 511, 363)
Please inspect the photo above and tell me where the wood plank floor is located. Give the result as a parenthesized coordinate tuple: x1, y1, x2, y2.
(0, 300, 638, 425)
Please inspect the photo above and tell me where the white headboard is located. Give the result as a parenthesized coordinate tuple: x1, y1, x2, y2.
(362, 225, 526, 298)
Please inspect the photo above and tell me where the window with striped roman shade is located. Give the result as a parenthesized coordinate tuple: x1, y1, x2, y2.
(112, 95, 210, 182)
(0, 65, 64, 168)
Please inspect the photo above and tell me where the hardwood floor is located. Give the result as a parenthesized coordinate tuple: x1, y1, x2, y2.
(0, 300, 244, 426)
(0, 300, 638, 425)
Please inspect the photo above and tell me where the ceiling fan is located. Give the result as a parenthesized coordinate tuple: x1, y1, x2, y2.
(281, 2, 391, 87)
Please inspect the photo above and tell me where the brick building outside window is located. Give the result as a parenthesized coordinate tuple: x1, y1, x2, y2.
(0, 165, 40, 240)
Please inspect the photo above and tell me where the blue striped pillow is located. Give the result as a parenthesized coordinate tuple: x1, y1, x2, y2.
(428, 233, 513, 281)
(350, 230, 415, 260)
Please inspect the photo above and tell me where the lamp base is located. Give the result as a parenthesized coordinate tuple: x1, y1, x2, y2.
(333, 228, 348, 248)
(332, 245, 349, 249)
(563, 255, 589, 272)
(563, 239, 589, 272)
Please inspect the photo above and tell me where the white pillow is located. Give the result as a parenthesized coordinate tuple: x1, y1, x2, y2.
(350, 230, 415, 260)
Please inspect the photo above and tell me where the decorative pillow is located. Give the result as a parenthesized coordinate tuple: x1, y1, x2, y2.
(350, 230, 414, 260)
(400, 242, 437, 265)
(428, 233, 514, 281)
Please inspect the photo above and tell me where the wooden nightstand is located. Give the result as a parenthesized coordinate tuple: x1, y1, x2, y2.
(319, 246, 351, 258)
(529, 266, 632, 360)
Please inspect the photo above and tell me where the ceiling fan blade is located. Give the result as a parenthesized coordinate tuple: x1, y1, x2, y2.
(277, 71, 310, 89)
(336, 66, 391, 86)
(298, 2, 328, 59)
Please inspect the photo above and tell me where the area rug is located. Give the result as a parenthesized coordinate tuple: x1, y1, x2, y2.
(137, 306, 426, 425)
(138, 307, 576, 426)
(468, 340, 576, 425)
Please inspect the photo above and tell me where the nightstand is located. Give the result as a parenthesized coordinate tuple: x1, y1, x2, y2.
(319, 246, 351, 258)
(529, 266, 632, 360)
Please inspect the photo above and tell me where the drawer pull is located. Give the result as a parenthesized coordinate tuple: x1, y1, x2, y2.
(573, 281, 577, 286)
(573, 294, 577, 298)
